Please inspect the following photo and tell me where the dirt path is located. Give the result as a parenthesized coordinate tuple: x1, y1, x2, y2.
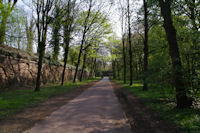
(0, 78, 181, 133)
(24, 77, 131, 133)
(0, 81, 98, 133)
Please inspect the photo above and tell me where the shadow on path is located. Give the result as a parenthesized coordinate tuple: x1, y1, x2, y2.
(25, 77, 131, 133)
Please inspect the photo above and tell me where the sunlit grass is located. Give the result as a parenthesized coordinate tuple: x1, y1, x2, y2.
(115, 80, 200, 133)
(0, 78, 99, 119)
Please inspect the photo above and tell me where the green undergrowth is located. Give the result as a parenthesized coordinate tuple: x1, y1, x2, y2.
(114, 80, 200, 133)
(0, 78, 100, 119)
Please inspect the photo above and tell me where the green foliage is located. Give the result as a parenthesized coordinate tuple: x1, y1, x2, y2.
(26, 17, 34, 53)
(68, 46, 79, 66)
(115, 80, 200, 133)
(147, 25, 171, 86)
(113, 0, 200, 104)
(50, 5, 62, 61)
(0, 0, 18, 45)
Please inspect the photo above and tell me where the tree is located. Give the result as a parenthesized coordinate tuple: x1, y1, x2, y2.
(4, 7, 26, 49)
(73, 0, 93, 83)
(68, 46, 78, 65)
(51, 3, 62, 61)
(79, 47, 88, 82)
(35, 0, 55, 91)
(119, 0, 127, 84)
(127, 0, 133, 86)
(184, 0, 199, 31)
(61, 0, 76, 86)
(143, 0, 149, 91)
(158, 0, 190, 108)
(26, 17, 34, 53)
(0, 0, 18, 46)
(79, 14, 112, 81)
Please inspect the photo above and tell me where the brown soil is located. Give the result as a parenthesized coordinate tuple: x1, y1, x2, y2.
(0, 81, 98, 133)
(111, 81, 182, 133)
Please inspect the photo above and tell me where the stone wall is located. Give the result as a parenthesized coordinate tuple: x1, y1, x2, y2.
(0, 46, 89, 89)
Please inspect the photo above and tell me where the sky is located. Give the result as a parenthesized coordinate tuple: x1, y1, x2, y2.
(14, 0, 142, 56)
(17, 0, 143, 38)
(108, 0, 143, 37)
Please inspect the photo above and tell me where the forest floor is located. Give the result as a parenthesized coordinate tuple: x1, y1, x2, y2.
(112, 81, 182, 133)
(0, 81, 98, 133)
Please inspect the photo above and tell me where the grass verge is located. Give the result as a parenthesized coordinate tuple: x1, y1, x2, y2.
(114, 80, 200, 133)
(0, 78, 100, 119)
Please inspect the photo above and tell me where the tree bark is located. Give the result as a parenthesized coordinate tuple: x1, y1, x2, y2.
(35, 42, 45, 91)
(120, 0, 127, 84)
(0, 17, 8, 46)
(93, 58, 97, 77)
(159, 0, 190, 108)
(34, 0, 54, 91)
(61, 38, 70, 86)
(73, 37, 84, 83)
(61, 0, 73, 86)
(127, 0, 133, 86)
(112, 60, 116, 79)
(80, 50, 87, 82)
(0, 16, 8, 46)
(143, 0, 149, 91)
(88, 58, 94, 79)
(122, 36, 127, 83)
(116, 61, 120, 80)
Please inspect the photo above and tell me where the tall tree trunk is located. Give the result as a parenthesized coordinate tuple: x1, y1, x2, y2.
(127, 0, 133, 85)
(117, 61, 120, 80)
(35, 42, 45, 91)
(80, 51, 87, 82)
(185, 54, 192, 91)
(120, 0, 126, 84)
(35, 16, 49, 92)
(73, 0, 92, 83)
(143, 0, 149, 91)
(112, 60, 116, 79)
(93, 58, 97, 77)
(159, 0, 190, 108)
(73, 38, 84, 83)
(185, 0, 198, 91)
(61, 38, 70, 86)
(88, 58, 94, 79)
(89, 58, 96, 79)
(0, 16, 8, 46)
(136, 63, 138, 80)
(34, 0, 53, 91)
(61, 0, 74, 85)
(122, 37, 126, 83)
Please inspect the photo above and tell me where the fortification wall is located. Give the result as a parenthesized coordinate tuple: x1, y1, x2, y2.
(0, 46, 88, 89)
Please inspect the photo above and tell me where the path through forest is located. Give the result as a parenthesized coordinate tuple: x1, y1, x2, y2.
(24, 77, 131, 133)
